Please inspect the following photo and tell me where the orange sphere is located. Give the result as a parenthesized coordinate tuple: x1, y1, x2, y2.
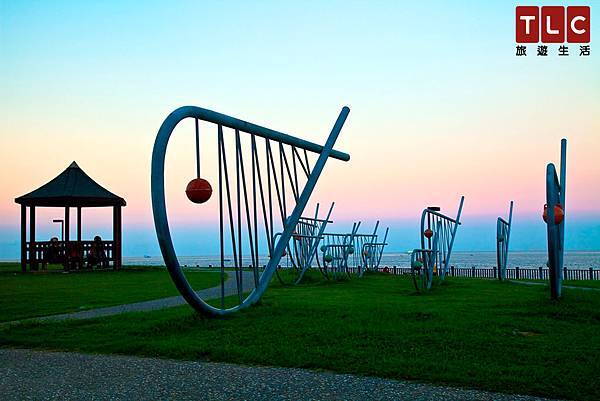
(543, 204, 564, 225)
(424, 228, 434, 239)
(186, 178, 212, 204)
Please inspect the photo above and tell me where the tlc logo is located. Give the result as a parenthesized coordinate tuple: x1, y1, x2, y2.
(516, 6, 590, 43)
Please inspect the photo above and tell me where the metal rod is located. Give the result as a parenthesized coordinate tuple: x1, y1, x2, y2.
(195, 118, 200, 178)
(159, 106, 350, 161)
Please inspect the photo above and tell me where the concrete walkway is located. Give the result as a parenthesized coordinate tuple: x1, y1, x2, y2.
(0, 349, 558, 401)
(510, 280, 600, 291)
(1, 270, 256, 327)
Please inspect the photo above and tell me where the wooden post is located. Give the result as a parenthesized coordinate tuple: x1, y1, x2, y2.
(77, 207, 82, 242)
(590, 268, 594, 280)
(64, 207, 70, 242)
(64, 206, 71, 269)
(516, 266, 520, 280)
(20, 205, 26, 272)
(29, 206, 37, 270)
(539, 266, 543, 279)
(113, 206, 122, 269)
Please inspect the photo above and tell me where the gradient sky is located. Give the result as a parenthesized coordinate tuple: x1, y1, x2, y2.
(1, 1, 598, 258)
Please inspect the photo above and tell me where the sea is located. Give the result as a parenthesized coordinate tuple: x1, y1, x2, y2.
(123, 251, 600, 270)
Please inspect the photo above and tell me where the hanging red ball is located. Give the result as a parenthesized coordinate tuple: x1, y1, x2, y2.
(543, 204, 564, 225)
(186, 178, 212, 204)
(424, 228, 434, 239)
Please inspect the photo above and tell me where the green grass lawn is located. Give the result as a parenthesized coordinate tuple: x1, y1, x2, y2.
(1, 272, 599, 400)
(0, 263, 222, 322)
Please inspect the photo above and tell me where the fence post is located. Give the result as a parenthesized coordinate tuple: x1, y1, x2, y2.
(471, 266, 475, 278)
(493, 265, 497, 279)
(538, 266, 542, 279)
(393, 265, 397, 275)
(564, 267, 568, 280)
(451, 265, 455, 277)
(590, 267, 594, 280)
(516, 266, 520, 280)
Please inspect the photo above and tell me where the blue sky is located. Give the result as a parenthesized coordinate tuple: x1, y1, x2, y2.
(0, 1, 598, 258)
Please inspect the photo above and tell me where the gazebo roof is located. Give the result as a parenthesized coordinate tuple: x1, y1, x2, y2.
(15, 162, 126, 207)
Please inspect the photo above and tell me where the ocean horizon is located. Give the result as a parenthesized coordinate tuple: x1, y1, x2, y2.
(2, 250, 598, 269)
(117, 250, 600, 269)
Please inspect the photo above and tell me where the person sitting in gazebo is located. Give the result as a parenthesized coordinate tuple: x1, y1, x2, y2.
(42, 237, 62, 270)
(66, 241, 83, 271)
(87, 235, 107, 268)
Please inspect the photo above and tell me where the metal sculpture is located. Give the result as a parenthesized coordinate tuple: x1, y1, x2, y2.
(496, 201, 514, 281)
(410, 229, 439, 291)
(354, 222, 389, 277)
(274, 202, 334, 285)
(151, 105, 350, 316)
(318, 223, 361, 280)
(316, 221, 388, 279)
(411, 196, 464, 291)
(544, 139, 567, 300)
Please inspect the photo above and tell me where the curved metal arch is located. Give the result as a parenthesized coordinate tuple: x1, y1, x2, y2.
(272, 202, 335, 285)
(319, 223, 361, 280)
(546, 139, 566, 299)
(496, 201, 513, 281)
(151, 105, 350, 316)
(419, 196, 464, 281)
(293, 203, 335, 284)
(411, 222, 440, 292)
(360, 229, 389, 276)
(355, 221, 389, 277)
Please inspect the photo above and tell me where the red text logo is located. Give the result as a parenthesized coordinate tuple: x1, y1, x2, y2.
(516, 6, 590, 43)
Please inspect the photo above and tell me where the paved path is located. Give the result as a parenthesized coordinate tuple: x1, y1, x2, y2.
(510, 280, 600, 291)
(1, 271, 256, 327)
(0, 349, 558, 401)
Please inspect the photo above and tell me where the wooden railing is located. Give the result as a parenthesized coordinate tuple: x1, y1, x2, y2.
(25, 240, 116, 268)
(343, 266, 600, 281)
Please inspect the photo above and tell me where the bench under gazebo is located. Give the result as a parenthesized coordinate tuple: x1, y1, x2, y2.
(15, 162, 126, 272)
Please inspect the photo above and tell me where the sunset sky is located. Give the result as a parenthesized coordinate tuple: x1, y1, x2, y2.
(1, 1, 598, 258)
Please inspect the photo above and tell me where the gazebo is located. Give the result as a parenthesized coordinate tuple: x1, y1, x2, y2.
(15, 162, 126, 272)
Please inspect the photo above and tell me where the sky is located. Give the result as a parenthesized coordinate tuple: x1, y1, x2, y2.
(0, 0, 599, 258)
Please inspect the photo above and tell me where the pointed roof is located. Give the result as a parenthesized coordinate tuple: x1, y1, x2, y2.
(15, 162, 126, 207)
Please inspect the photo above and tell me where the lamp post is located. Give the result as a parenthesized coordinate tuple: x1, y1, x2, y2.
(52, 219, 64, 241)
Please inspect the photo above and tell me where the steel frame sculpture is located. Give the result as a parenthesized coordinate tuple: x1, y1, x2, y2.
(355, 221, 389, 277)
(316, 221, 388, 279)
(151, 105, 350, 316)
(496, 201, 514, 281)
(411, 196, 464, 292)
(274, 202, 334, 285)
(318, 222, 361, 280)
(545, 139, 567, 300)
(410, 230, 439, 291)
